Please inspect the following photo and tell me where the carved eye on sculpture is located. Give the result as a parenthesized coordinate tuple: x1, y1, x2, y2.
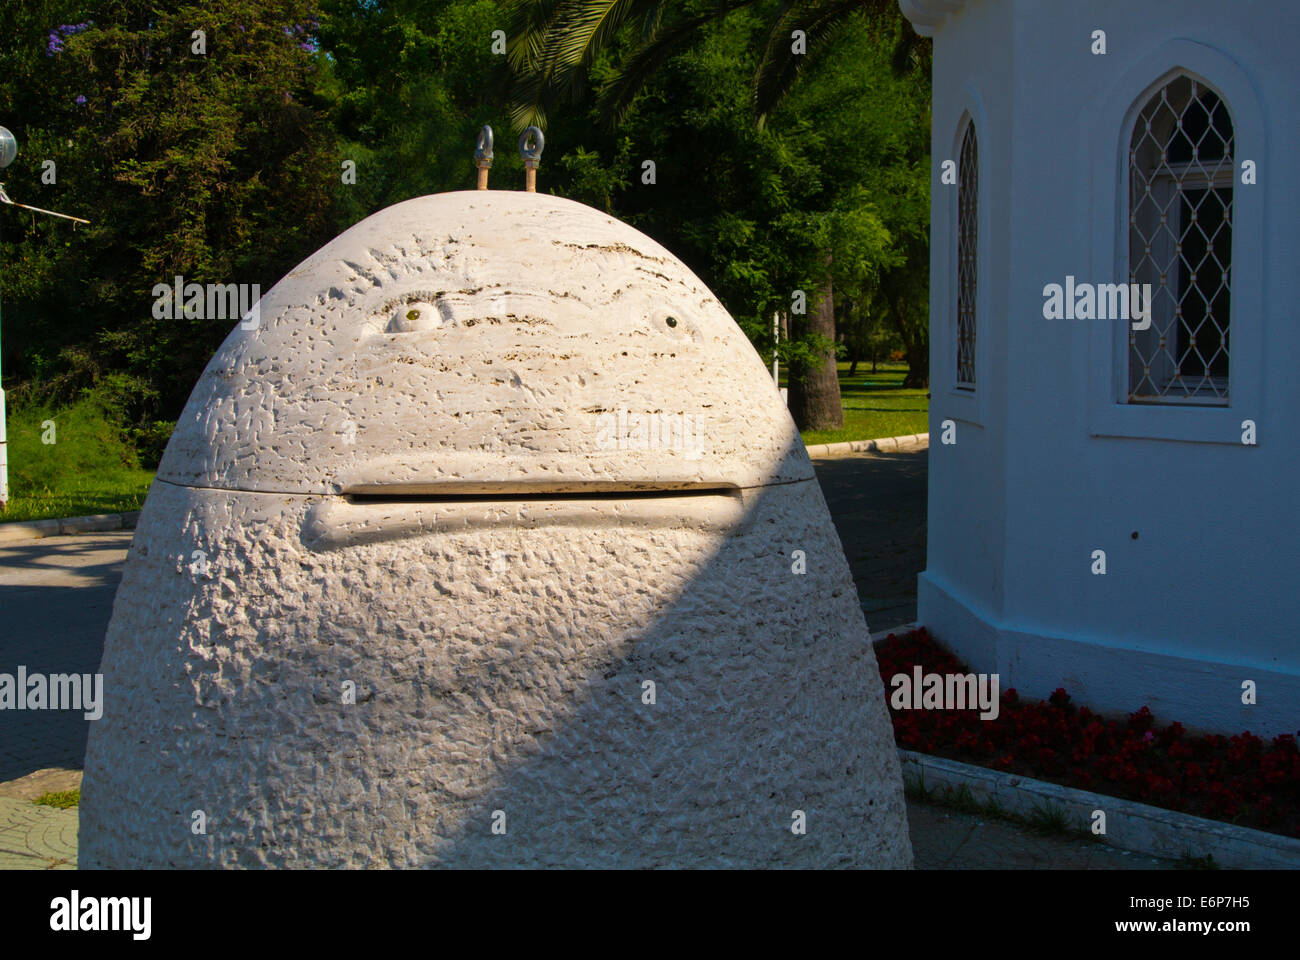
(386, 301, 441, 333)
(660, 312, 696, 341)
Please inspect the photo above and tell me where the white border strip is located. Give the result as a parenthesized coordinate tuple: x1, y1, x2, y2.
(805, 432, 930, 459)
(0, 511, 140, 542)
(899, 749, 1300, 869)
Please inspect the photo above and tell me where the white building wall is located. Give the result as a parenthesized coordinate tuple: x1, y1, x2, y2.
(920, 0, 1014, 669)
(911, 0, 1300, 734)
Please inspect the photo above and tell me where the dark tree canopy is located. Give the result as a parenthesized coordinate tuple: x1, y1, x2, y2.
(0, 0, 930, 452)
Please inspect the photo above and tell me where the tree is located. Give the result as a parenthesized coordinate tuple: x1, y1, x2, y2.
(504, 0, 931, 428)
(839, 292, 901, 376)
(317, 0, 513, 222)
(504, 0, 927, 130)
(1, 1, 342, 442)
(0, 0, 932, 456)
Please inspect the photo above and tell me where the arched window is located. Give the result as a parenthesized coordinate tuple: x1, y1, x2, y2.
(956, 121, 978, 390)
(1128, 75, 1233, 403)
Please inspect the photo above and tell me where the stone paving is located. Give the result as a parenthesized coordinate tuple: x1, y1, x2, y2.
(0, 774, 1178, 870)
(907, 800, 1179, 869)
(0, 447, 1181, 869)
(811, 449, 927, 637)
(0, 796, 77, 870)
(0, 532, 126, 783)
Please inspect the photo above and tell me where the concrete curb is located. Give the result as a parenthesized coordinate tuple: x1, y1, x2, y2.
(805, 432, 929, 459)
(873, 621, 921, 638)
(0, 511, 140, 543)
(898, 749, 1300, 869)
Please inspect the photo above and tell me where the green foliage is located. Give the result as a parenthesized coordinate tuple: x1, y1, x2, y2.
(320, 0, 512, 220)
(1025, 800, 1068, 834)
(1, 0, 341, 418)
(532, 3, 929, 369)
(796, 362, 927, 446)
(506, 1, 925, 131)
(0, 0, 932, 474)
(558, 143, 631, 213)
(2, 382, 155, 521)
(34, 789, 80, 809)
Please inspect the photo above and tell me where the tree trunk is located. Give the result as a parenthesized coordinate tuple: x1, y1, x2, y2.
(788, 260, 843, 431)
(901, 336, 929, 388)
(882, 277, 929, 390)
(895, 288, 929, 388)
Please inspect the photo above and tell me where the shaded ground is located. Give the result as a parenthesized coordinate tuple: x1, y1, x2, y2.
(0, 778, 1179, 870)
(907, 800, 1179, 869)
(812, 448, 927, 636)
(0, 533, 127, 783)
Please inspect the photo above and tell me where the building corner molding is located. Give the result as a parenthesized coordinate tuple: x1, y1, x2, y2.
(898, 0, 968, 37)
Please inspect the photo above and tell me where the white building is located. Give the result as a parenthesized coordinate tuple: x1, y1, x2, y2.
(900, 0, 1300, 735)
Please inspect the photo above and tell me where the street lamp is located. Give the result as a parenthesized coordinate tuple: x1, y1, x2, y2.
(0, 125, 90, 511)
(0, 125, 15, 511)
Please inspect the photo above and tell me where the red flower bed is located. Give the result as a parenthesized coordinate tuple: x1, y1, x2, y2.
(875, 627, 1300, 839)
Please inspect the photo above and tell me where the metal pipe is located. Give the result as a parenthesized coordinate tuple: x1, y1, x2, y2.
(519, 126, 544, 193)
(0, 186, 89, 224)
(474, 125, 493, 190)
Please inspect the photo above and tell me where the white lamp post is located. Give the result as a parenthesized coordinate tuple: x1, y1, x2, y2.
(0, 126, 16, 510)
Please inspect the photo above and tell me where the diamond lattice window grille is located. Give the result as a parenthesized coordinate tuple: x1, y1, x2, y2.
(956, 122, 978, 390)
(1128, 75, 1233, 404)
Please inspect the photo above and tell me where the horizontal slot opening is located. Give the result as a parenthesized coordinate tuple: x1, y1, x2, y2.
(345, 485, 740, 505)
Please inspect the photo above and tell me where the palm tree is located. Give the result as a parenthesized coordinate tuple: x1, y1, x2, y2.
(504, 0, 930, 430)
(505, 1, 927, 131)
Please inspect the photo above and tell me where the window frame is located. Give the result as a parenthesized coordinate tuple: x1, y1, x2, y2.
(1086, 40, 1266, 446)
(956, 119, 979, 392)
(941, 85, 992, 428)
(1127, 76, 1234, 406)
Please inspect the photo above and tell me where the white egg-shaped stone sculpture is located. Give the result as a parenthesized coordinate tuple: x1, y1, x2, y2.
(80, 190, 912, 868)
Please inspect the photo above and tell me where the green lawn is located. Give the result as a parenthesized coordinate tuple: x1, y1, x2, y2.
(0, 397, 155, 523)
(1, 471, 154, 523)
(792, 361, 929, 447)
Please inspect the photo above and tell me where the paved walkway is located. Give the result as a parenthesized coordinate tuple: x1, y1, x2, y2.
(907, 800, 1178, 869)
(0, 532, 128, 784)
(0, 448, 1179, 868)
(812, 449, 927, 637)
(0, 776, 1176, 870)
(0, 797, 77, 869)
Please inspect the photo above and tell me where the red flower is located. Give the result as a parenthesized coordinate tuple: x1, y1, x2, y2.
(871, 628, 1299, 840)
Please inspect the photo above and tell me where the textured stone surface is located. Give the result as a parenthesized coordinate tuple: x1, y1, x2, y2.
(80, 191, 911, 868)
(157, 191, 810, 494)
